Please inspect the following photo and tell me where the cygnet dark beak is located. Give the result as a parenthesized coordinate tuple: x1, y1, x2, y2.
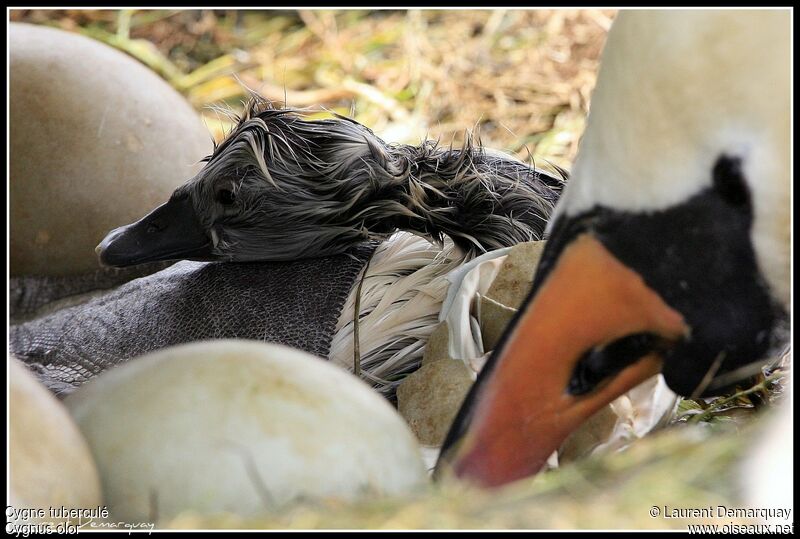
(96, 194, 214, 268)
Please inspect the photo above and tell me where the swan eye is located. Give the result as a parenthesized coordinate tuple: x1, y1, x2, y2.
(712, 155, 750, 209)
(216, 188, 236, 205)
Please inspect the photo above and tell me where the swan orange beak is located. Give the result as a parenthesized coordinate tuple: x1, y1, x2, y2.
(435, 233, 690, 488)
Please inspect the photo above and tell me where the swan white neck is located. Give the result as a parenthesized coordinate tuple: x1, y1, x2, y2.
(556, 9, 790, 305)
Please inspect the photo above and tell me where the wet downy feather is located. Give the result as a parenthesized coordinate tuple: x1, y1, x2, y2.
(182, 96, 564, 263)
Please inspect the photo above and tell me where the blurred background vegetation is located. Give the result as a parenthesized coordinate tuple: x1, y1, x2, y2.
(10, 8, 614, 170)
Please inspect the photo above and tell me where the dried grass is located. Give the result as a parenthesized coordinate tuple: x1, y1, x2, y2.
(10, 9, 614, 169)
(163, 423, 754, 530)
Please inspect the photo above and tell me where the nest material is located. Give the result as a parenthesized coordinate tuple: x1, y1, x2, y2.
(9, 10, 611, 168)
(163, 422, 756, 529)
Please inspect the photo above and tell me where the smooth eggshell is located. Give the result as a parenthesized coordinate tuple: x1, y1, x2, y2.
(397, 359, 474, 446)
(64, 340, 427, 522)
(9, 358, 103, 522)
(484, 240, 546, 308)
(10, 23, 212, 277)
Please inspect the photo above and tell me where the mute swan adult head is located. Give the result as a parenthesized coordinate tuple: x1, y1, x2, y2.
(437, 9, 790, 488)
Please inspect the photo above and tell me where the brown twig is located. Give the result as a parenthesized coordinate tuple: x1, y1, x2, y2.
(353, 248, 376, 378)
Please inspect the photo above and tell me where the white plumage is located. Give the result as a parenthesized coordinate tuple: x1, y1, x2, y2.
(332, 232, 467, 394)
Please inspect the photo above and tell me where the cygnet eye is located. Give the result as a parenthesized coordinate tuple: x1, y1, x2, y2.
(216, 188, 236, 205)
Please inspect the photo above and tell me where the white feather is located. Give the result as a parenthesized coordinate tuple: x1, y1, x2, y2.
(330, 232, 468, 394)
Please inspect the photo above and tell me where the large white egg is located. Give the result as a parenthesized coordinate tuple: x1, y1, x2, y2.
(10, 23, 212, 277)
(64, 340, 428, 522)
(9, 359, 103, 522)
